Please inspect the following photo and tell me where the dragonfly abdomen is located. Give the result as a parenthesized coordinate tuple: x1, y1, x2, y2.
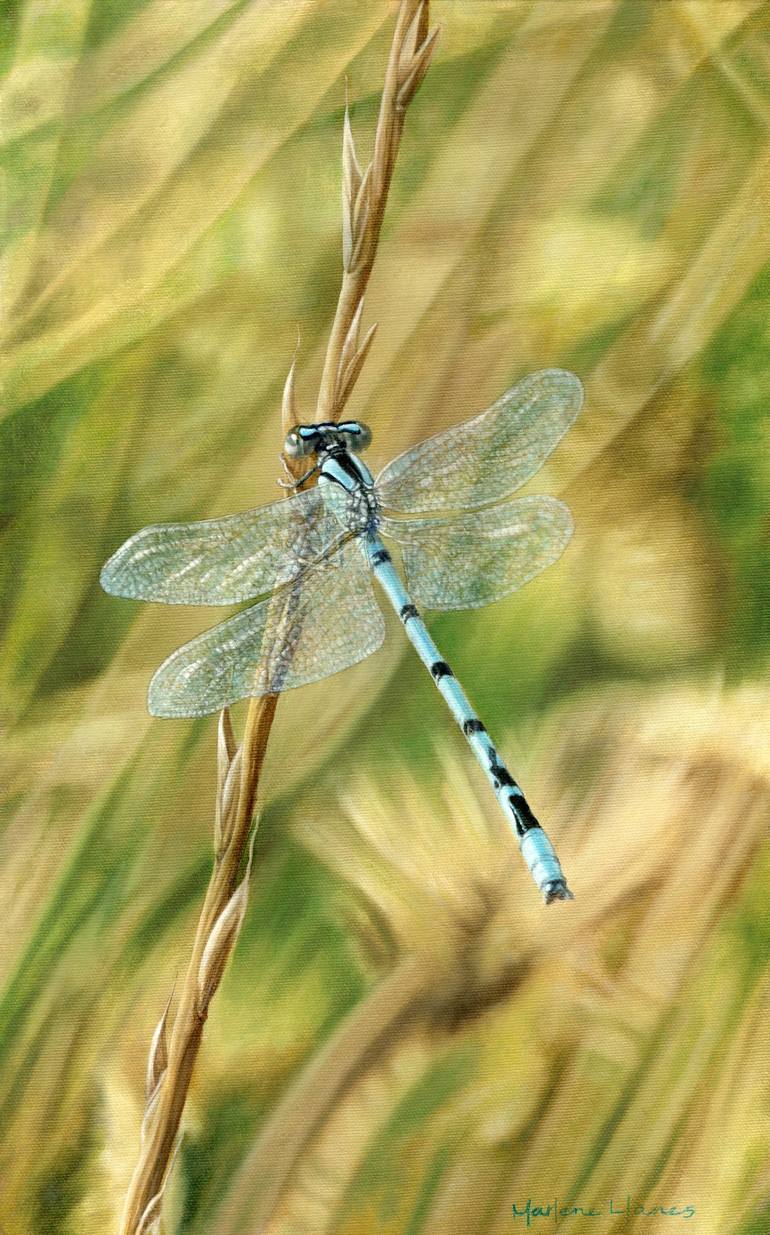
(364, 533, 572, 904)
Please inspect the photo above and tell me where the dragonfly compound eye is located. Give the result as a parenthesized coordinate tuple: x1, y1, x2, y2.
(340, 421, 372, 453)
(283, 427, 314, 459)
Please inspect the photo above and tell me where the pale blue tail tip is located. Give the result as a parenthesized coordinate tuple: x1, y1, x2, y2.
(543, 879, 574, 904)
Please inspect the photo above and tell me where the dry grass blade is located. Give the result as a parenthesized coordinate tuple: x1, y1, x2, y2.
(115, 5, 435, 1232)
(214, 708, 238, 856)
(281, 343, 300, 429)
(145, 987, 173, 1107)
(337, 321, 379, 417)
(196, 829, 256, 1019)
(136, 1134, 182, 1235)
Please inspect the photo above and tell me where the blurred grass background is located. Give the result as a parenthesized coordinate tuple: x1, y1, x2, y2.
(2, 1, 770, 1232)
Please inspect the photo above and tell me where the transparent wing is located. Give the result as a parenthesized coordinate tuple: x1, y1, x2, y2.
(376, 369, 583, 513)
(147, 537, 385, 717)
(380, 495, 573, 610)
(100, 486, 349, 605)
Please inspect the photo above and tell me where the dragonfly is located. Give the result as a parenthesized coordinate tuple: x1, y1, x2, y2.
(101, 368, 583, 903)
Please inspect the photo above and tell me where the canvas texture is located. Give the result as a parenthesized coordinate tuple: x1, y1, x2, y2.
(1, 3, 769, 1233)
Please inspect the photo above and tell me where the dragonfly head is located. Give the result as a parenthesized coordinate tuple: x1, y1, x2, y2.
(283, 420, 372, 459)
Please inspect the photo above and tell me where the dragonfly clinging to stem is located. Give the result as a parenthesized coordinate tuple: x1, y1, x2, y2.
(101, 368, 583, 903)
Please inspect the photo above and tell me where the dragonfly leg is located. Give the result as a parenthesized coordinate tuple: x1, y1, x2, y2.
(277, 456, 321, 490)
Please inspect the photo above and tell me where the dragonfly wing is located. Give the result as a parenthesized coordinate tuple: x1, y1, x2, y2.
(100, 486, 345, 605)
(147, 537, 384, 717)
(380, 495, 573, 610)
(376, 369, 582, 513)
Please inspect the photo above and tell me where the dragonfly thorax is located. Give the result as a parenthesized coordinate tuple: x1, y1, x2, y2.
(284, 420, 378, 531)
(283, 420, 372, 460)
(317, 447, 379, 534)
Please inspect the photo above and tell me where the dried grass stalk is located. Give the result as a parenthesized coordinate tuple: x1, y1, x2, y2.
(315, 0, 438, 422)
(118, 696, 277, 1235)
(116, 4, 437, 1232)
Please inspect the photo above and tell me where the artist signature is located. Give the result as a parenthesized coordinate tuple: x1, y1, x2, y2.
(512, 1198, 696, 1225)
